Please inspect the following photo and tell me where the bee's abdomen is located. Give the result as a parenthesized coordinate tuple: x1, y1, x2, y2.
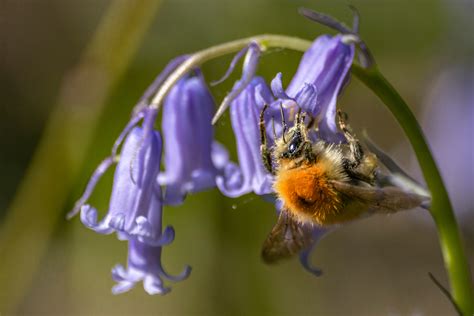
(274, 164, 346, 225)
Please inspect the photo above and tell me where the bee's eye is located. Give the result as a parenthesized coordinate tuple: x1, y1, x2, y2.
(288, 138, 300, 154)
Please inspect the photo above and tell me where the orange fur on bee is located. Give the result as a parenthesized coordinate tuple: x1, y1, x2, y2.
(274, 163, 345, 225)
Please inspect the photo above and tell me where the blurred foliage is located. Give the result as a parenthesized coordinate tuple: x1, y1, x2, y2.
(0, 0, 472, 315)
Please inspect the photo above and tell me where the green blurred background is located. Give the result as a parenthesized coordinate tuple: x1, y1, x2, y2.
(1, 0, 472, 315)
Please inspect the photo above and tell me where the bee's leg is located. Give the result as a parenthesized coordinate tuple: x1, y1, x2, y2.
(260, 104, 274, 174)
(337, 110, 363, 169)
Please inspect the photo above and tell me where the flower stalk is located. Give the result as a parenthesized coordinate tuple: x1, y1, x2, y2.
(351, 64, 473, 315)
(149, 34, 472, 314)
(149, 35, 311, 113)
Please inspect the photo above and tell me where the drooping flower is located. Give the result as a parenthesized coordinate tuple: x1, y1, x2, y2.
(69, 106, 190, 294)
(270, 34, 355, 142)
(212, 34, 355, 152)
(214, 34, 355, 186)
(216, 76, 274, 197)
(69, 56, 190, 222)
(73, 110, 172, 245)
(158, 74, 229, 205)
(112, 236, 191, 295)
(209, 33, 356, 275)
(111, 182, 190, 295)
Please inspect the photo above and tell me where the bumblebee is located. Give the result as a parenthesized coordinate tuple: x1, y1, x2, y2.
(258, 105, 429, 264)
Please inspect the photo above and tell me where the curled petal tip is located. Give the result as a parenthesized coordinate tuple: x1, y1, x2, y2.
(299, 249, 323, 277)
(157, 226, 176, 246)
(80, 205, 115, 234)
(144, 276, 171, 295)
(270, 72, 291, 99)
(133, 222, 176, 246)
(112, 281, 135, 295)
(80, 205, 97, 226)
(163, 264, 192, 282)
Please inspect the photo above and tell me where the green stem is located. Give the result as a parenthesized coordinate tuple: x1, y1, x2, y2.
(351, 64, 473, 315)
(148, 34, 473, 314)
(149, 34, 311, 110)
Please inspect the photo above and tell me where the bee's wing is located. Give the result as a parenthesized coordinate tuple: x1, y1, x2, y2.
(261, 210, 314, 264)
(330, 180, 429, 213)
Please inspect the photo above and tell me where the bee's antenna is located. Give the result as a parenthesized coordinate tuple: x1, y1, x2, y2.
(280, 103, 287, 143)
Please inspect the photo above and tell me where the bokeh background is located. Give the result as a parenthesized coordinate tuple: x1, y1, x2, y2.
(1, 0, 473, 315)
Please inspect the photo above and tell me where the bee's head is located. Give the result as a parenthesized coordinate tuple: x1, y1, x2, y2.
(275, 109, 313, 161)
(280, 128, 305, 158)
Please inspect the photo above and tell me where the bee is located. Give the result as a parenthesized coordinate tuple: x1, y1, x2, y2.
(258, 105, 429, 264)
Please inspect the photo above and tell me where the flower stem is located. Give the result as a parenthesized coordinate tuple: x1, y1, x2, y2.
(351, 64, 473, 315)
(149, 35, 311, 110)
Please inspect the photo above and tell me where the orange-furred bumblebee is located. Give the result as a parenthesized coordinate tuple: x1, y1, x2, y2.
(258, 105, 429, 264)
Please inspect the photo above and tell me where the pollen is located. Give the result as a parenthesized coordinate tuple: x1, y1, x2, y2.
(274, 163, 345, 225)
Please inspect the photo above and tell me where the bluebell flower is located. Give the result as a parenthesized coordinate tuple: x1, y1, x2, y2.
(111, 183, 191, 295)
(69, 106, 190, 294)
(213, 34, 356, 275)
(214, 34, 355, 185)
(158, 74, 229, 205)
(216, 77, 274, 197)
(270, 34, 355, 142)
(213, 35, 354, 141)
(73, 110, 172, 244)
(113, 236, 191, 295)
(298, 229, 330, 276)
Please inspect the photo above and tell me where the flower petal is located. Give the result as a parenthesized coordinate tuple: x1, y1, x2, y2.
(160, 75, 225, 205)
(299, 226, 332, 276)
(270, 72, 292, 100)
(293, 82, 319, 115)
(286, 35, 355, 140)
(217, 77, 274, 197)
